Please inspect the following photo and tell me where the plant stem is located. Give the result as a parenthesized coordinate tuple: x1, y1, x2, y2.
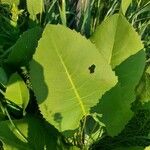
(59, 0, 67, 26)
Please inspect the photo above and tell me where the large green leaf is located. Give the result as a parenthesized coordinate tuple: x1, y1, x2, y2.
(5, 73, 29, 111)
(90, 14, 143, 69)
(6, 27, 42, 67)
(30, 24, 117, 132)
(0, 115, 68, 150)
(26, 0, 44, 21)
(91, 51, 146, 136)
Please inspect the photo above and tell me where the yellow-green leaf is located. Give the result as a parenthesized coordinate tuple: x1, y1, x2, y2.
(30, 24, 117, 132)
(90, 14, 143, 69)
(5, 73, 29, 111)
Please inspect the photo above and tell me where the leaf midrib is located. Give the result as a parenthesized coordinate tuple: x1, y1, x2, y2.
(50, 36, 86, 116)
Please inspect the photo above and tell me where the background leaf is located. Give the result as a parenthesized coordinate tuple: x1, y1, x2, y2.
(5, 73, 29, 111)
(6, 27, 42, 67)
(91, 50, 146, 136)
(90, 14, 143, 69)
(90, 106, 150, 149)
(30, 24, 117, 132)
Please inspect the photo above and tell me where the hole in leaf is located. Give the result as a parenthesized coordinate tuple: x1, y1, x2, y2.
(88, 64, 96, 74)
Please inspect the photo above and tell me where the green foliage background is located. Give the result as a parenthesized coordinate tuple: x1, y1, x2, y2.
(0, 0, 149, 150)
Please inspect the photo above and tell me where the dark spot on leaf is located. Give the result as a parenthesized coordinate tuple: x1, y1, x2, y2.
(54, 113, 62, 123)
(88, 64, 96, 74)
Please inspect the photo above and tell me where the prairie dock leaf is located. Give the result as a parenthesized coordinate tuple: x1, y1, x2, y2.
(30, 24, 117, 132)
(90, 14, 143, 69)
